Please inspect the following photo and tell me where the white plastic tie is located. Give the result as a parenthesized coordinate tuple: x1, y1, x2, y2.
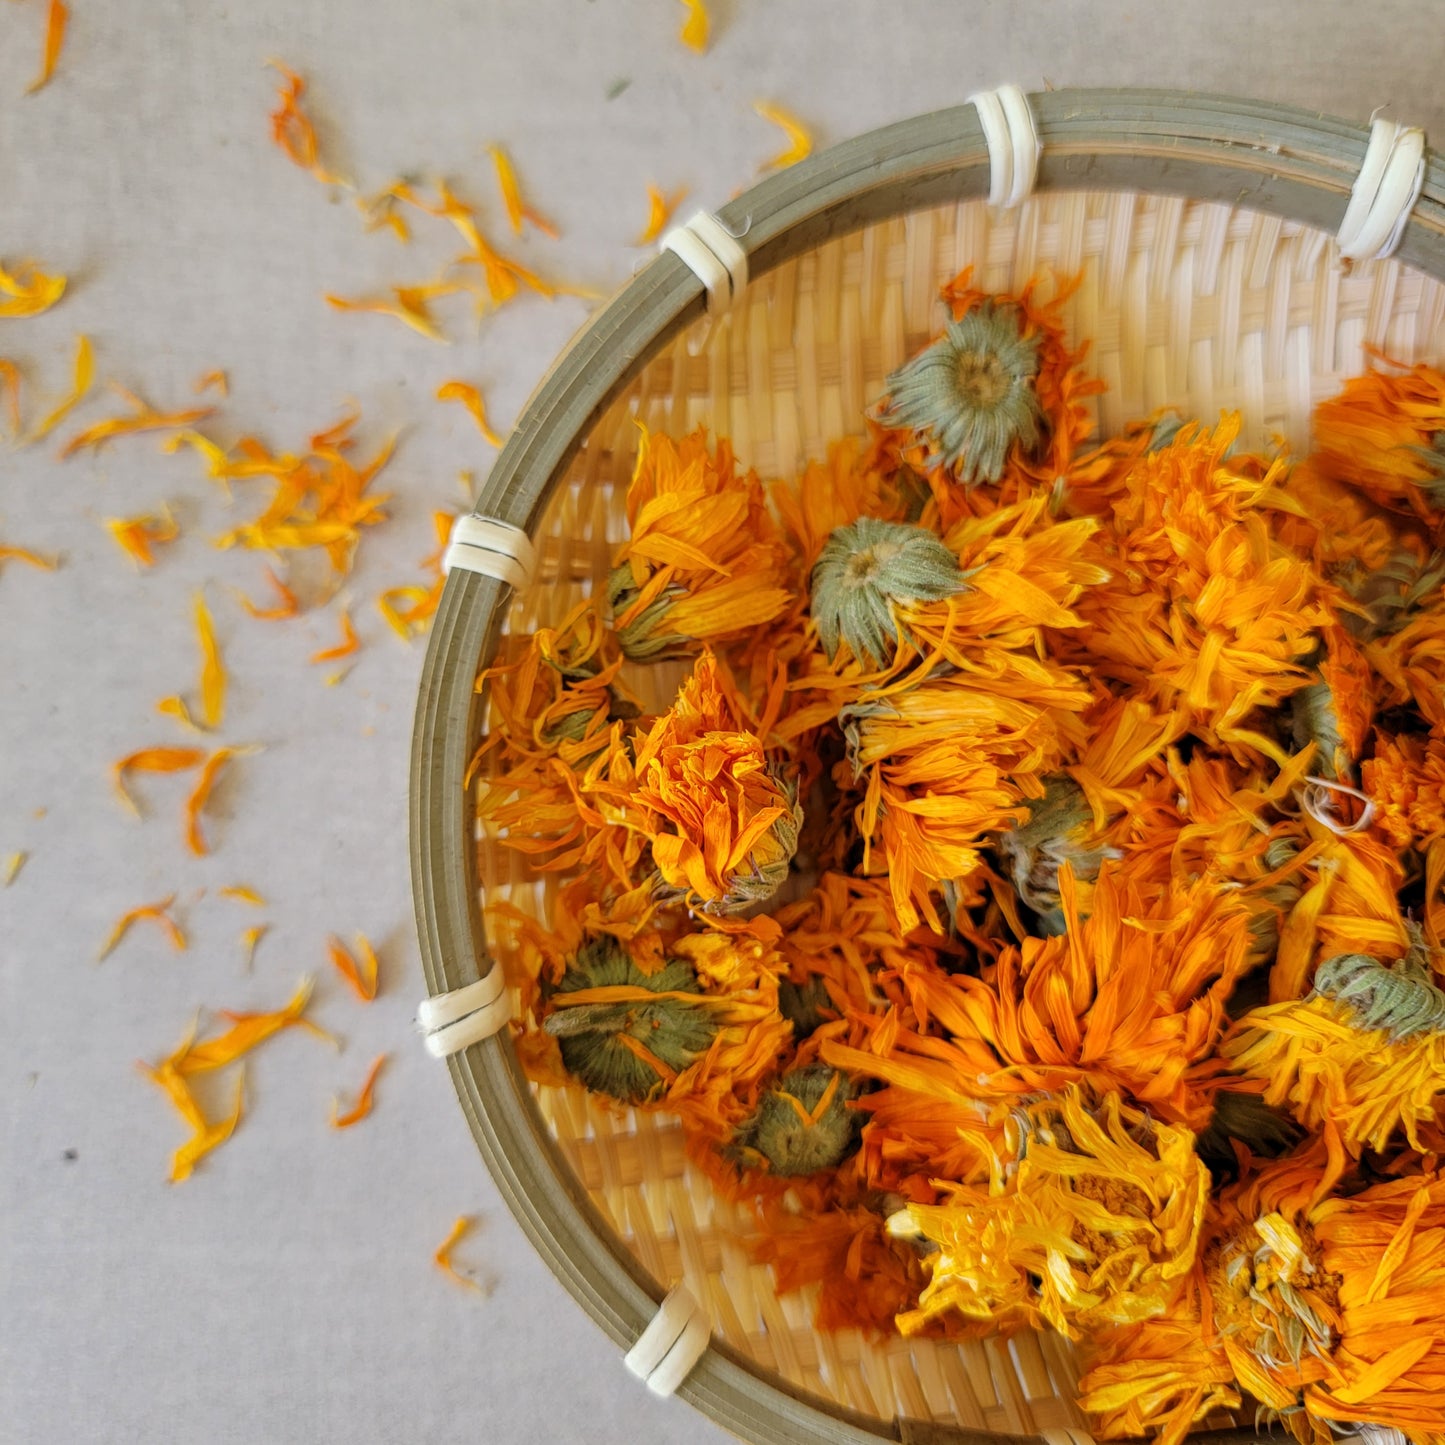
(661, 211, 749, 314)
(1349, 1429, 1410, 1445)
(443, 514, 538, 591)
(623, 1284, 710, 1397)
(969, 85, 1041, 208)
(418, 968, 511, 1058)
(1337, 116, 1426, 262)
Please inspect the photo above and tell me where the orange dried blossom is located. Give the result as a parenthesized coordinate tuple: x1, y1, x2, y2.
(607, 426, 791, 660)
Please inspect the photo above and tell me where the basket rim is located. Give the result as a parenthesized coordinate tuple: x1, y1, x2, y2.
(410, 87, 1445, 1445)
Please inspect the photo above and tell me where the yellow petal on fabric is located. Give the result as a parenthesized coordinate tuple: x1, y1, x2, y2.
(754, 100, 813, 170)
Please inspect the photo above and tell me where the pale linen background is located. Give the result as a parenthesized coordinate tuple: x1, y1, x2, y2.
(3, 3, 1441, 1441)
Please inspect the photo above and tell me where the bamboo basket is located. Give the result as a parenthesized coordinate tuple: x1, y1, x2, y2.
(410, 90, 1445, 1444)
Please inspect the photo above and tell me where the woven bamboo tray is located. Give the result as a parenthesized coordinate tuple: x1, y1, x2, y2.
(410, 90, 1445, 1444)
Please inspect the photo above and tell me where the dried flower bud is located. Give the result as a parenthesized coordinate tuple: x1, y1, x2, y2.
(732, 1065, 858, 1177)
(881, 301, 1045, 485)
(543, 937, 718, 1103)
(996, 777, 1120, 934)
(777, 975, 837, 1037)
(811, 517, 964, 667)
(1313, 950, 1445, 1041)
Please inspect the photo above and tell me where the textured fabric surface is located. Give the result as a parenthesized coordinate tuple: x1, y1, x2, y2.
(2, 4, 1438, 1442)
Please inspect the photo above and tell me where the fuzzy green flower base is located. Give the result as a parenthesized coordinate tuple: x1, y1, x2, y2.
(996, 776, 1120, 934)
(1314, 950, 1445, 1041)
(543, 938, 717, 1103)
(811, 517, 964, 667)
(733, 1065, 858, 1177)
(882, 301, 1044, 485)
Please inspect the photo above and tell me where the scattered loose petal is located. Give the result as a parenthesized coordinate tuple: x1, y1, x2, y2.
(194, 593, 226, 728)
(220, 885, 266, 907)
(437, 379, 504, 447)
(60, 383, 214, 458)
(310, 608, 359, 663)
(267, 60, 347, 186)
(25, 0, 68, 94)
(489, 146, 559, 239)
(98, 895, 187, 961)
(0, 259, 66, 318)
(678, 0, 709, 52)
(194, 369, 228, 396)
(237, 567, 301, 621)
(434, 1215, 485, 1293)
(326, 933, 379, 1002)
(104, 507, 178, 568)
(185, 746, 254, 856)
(168, 977, 319, 1076)
(239, 924, 267, 970)
(324, 283, 458, 341)
(140, 1060, 244, 1184)
(26, 334, 92, 442)
(635, 184, 689, 246)
(0, 542, 58, 572)
(112, 745, 206, 815)
(210, 414, 393, 579)
(155, 695, 204, 732)
(4, 851, 28, 886)
(330, 1053, 387, 1129)
(754, 100, 813, 171)
(0, 360, 22, 438)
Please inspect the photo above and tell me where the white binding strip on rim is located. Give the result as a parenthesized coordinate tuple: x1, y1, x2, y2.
(1337, 116, 1427, 262)
(443, 514, 538, 590)
(419, 968, 511, 1058)
(1349, 1429, 1410, 1445)
(623, 1284, 711, 1397)
(661, 211, 749, 314)
(968, 84, 1041, 207)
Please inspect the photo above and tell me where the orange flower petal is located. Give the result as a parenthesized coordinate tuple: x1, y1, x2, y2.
(434, 1215, 486, 1293)
(635, 184, 689, 246)
(330, 1053, 387, 1128)
(754, 100, 812, 170)
(326, 933, 379, 1002)
(112, 745, 206, 815)
(25, 0, 68, 94)
(678, 0, 709, 52)
(310, 608, 359, 663)
(0, 259, 67, 318)
(436, 379, 504, 448)
(26, 334, 92, 441)
(489, 146, 559, 239)
(98, 895, 187, 961)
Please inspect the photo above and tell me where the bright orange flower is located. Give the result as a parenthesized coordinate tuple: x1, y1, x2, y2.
(889, 1089, 1208, 1341)
(607, 426, 791, 660)
(1311, 356, 1445, 531)
(585, 651, 801, 914)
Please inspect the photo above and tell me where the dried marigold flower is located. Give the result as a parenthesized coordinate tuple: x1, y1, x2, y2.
(881, 301, 1045, 485)
(731, 1065, 858, 1177)
(541, 937, 719, 1104)
(810, 517, 965, 667)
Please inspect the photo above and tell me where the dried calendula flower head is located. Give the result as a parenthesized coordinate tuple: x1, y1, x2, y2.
(996, 775, 1120, 933)
(810, 517, 964, 666)
(731, 1065, 858, 1177)
(1313, 948, 1445, 1040)
(542, 937, 718, 1104)
(881, 301, 1045, 485)
(593, 651, 804, 913)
